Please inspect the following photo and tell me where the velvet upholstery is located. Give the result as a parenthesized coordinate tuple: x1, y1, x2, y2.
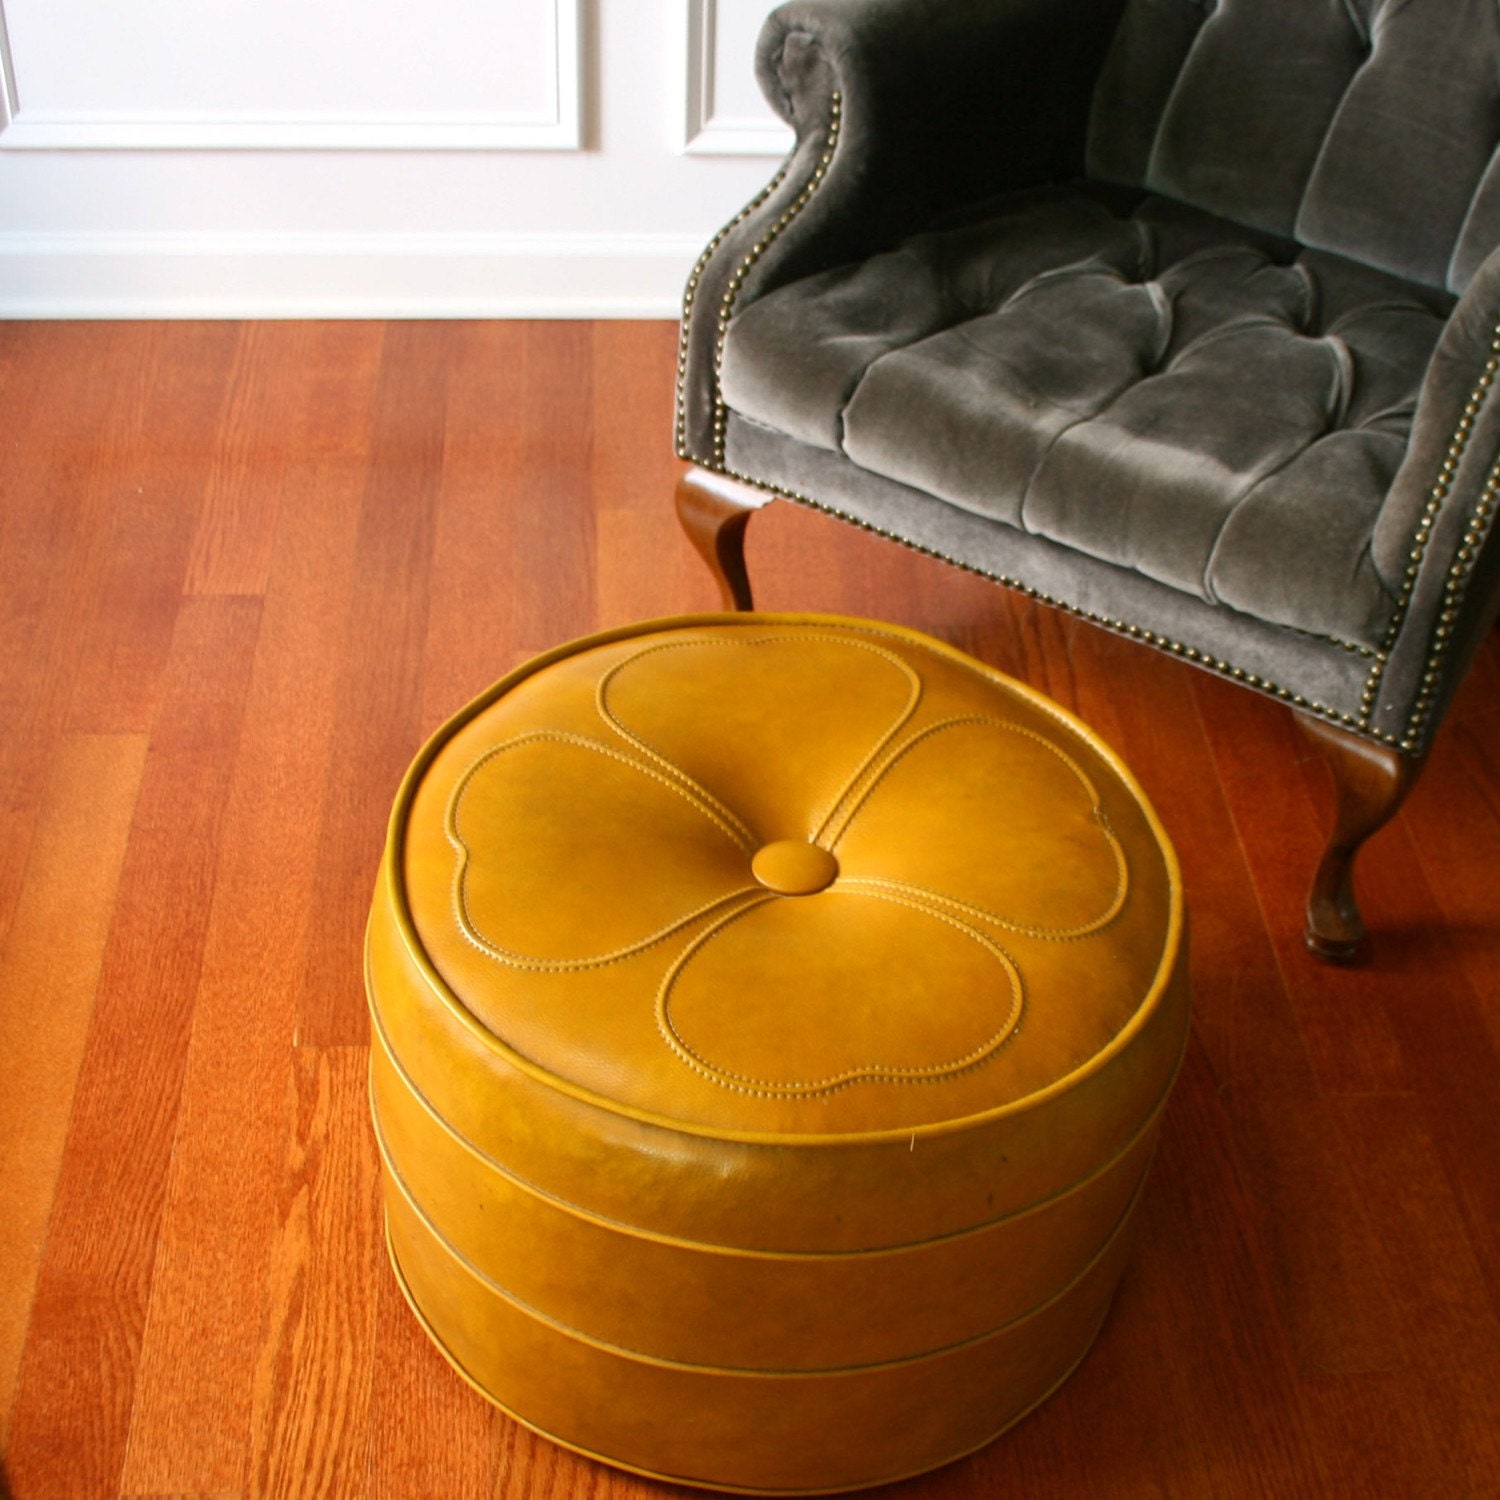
(677, 0, 1500, 760)
(722, 189, 1449, 650)
(1090, 0, 1500, 293)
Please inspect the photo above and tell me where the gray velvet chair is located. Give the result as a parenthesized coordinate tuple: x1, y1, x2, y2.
(674, 0, 1500, 961)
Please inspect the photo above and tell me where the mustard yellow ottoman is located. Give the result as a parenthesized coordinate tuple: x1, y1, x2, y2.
(366, 613, 1188, 1495)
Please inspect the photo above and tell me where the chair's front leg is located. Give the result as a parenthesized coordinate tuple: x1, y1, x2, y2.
(1296, 712, 1425, 962)
(674, 467, 771, 613)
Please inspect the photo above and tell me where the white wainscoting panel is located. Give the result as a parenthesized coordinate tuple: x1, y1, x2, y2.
(679, 0, 792, 155)
(0, 0, 793, 315)
(0, 0, 581, 149)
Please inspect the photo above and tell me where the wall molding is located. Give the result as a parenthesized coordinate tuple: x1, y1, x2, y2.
(0, 0, 583, 151)
(0, 1, 17, 134)
(678, 0, 791, 157)
(0, 229, 701, 317)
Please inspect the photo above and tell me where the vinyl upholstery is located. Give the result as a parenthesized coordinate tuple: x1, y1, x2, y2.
(367, 615, 1188, 1494)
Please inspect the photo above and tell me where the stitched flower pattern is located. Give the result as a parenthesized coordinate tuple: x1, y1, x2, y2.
(446, 634, 1127, 1097)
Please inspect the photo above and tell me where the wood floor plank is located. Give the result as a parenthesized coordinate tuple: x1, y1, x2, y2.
(418, 321, 529, 727)
(3, 597, 262, 1500)
(0, 325, 162, 946)
(65, 323, 245, 733)
(1191, 670, 1412, 1093)
(501, 322, 597, 659)
(592, 321, 704, 630)
(417, 318, 597, 720)
(0, 326, 108, 746)
(1020, 623, 1415, 1381)
(184, 322, 327, 598)
(1327, 1092, 1500, 1486)
(487, 1417, 667, 1500)
(1228, 1088, 1412, 1378)
(0, 733, 147, 1445)
(244, 1048, 381, 1500)
(1079, 1042, 1337, 1499)
(739, 494, 954, 626)
(296, 323, 452, 1049)
(1271, 720, 1500, 1316)
(1345, 919, 1500, 1314)
(120, 326, 384, 1495)
(365, 1265, 493, 1500)
(1050, 627, 1318, 1104)
(1402, 698, 1500, 1057)
(967, 1037, 1336, 1499)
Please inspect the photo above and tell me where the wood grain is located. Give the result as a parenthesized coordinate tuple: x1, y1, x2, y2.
(244, 1048, 381, 1500)
(65, 325, 244, 734)
(365, 1264, 492, 1500)
(0, 325, 167, 945)
(418, 322, 530, 725)
(120, 325, 383, 1495)
(0, 734, 146, 1445)
(0, 320, 1496, 1500)
(596, 322, 716, 627)
(296, 323, 451, 1048)
(5, 595, 262, 1498)
(185, 322, 327, 599)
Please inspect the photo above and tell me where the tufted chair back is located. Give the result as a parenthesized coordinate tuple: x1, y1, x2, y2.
(1088, 0, 1500, 293)
(675, 0, 1500, 956)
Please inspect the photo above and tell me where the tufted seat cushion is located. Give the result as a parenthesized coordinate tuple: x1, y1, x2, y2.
(368, 614, 1188, 1494)
(721, 189, 1452, 651)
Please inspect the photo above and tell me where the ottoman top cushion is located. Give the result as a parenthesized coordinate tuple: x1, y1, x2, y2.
(392, 614, 1183, 1140)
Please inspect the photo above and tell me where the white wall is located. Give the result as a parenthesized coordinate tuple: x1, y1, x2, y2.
(0, 0, 793, 316)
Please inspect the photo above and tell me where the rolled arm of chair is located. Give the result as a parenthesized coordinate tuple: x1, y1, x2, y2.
(1367, 249, 1500, 752)
(677, 0, 1129, 467)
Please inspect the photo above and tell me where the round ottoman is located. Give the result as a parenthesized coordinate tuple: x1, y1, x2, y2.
(365, 613, 1188, 1495)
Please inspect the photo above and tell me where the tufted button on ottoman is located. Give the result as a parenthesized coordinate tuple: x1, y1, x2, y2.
(366, 613, 1188, 1495)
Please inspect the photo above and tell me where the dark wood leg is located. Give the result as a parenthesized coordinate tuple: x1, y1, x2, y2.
(674, 467, 770, 612)
(1296, 712, 1424, 963)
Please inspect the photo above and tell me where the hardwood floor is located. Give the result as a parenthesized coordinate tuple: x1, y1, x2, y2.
(1, 319, 1497, 1499)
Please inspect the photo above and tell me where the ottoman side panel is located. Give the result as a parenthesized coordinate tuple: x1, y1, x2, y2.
(383, 1174, 1138, 1497)
(365, 612, 1191, 1496)
(372, 1023, 1166, 1370)
(368, 884, 1188, 1253)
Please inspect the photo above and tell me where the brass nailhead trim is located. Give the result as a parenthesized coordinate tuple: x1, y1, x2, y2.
(1362, 316, 1500, 751)
(674, 159, 796, 459)
(702, 462, 1383, 739)
(1398, 455, 1500, 745)
(675, 93, 843, 468)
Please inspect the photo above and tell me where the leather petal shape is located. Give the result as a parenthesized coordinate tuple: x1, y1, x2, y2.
(447, 732, 756, 967)
(828, 717, 1127, 938)
(657, 888, 1023, 1097)
(597, 635, 920, 846)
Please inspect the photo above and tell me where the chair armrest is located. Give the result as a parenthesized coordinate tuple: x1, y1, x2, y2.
(1368, 250, 1500, 750)
(757, 0, 1127, 246)
(677, 0, 1128, 467)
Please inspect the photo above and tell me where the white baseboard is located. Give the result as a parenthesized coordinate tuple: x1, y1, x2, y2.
(0, 230, 705, 318)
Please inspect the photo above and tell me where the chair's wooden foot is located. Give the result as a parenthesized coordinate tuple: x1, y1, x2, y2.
(675, 467, 771, 613)
(1296, 712, 1424, 963)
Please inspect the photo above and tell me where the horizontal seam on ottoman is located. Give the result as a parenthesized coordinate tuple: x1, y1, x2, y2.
(378, 1122, 1148, 1378)
(365, 995, 1187, 1258)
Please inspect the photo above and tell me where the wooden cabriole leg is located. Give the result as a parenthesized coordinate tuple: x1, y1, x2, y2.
(674, 466, 771, 612)
(1296, 711, 1425, 963)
